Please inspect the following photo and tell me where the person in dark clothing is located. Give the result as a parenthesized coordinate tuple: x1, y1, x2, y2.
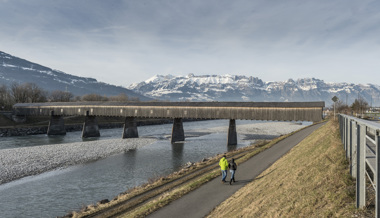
(228, 158, 237, 185)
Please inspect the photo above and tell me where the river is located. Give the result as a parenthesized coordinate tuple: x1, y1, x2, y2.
(0, 120, 310, 217)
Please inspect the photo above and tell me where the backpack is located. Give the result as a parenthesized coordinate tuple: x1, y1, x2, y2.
(230, 162, 237, 170)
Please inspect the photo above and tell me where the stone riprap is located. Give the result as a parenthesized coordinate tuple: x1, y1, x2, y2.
(0, 138, 156, 184)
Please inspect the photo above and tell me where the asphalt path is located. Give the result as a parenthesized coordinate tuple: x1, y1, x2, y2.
(148, 122, 325, 218)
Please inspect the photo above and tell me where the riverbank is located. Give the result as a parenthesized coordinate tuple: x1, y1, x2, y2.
(0, 121, 305, 185)
(0, 138, 156, 184)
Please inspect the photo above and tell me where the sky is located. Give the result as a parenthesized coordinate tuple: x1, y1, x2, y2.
(0, 0, 379, 87)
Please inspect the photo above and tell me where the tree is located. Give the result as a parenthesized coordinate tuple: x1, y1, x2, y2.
(50, 90, 74, 102)
(27, 83, 48, 103)
(10, 82, 47, 103)
(81, 93, 108, 101)
(351, 97, 369, 115)
(108, 93, 129, 102)
(11, 82, 29, 103)
(0, 84, 13, 110)
(335, 100, 350, 114)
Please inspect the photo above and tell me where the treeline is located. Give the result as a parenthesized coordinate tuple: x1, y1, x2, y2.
(334, 97, 370, 115)
(0, 82, 140, 110)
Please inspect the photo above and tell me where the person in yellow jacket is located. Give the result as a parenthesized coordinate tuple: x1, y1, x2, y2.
(219, 155, 229, 183)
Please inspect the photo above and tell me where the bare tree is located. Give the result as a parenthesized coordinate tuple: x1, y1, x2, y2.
(10, 82, 47, 103)
(81, 93, 108, 101)
(108, 93, 129, 102)
(50, 90, 74, 102)
(27, 83, 47, 103)
(11, 82, 29, 103)
(335, 100, 350, 114)
(351, 97, 369, 115)
(0, 84, 13, 110)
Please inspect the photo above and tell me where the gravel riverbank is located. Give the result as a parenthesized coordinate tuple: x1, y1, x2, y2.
(0, 121, 307, 186)
(0, 138, 156, 185)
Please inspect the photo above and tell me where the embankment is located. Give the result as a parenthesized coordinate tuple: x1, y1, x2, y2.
(207, 119, 361, 217)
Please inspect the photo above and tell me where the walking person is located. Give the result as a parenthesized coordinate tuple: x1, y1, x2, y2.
(219, 155, 229, 183)
(228, 158, 237, 185)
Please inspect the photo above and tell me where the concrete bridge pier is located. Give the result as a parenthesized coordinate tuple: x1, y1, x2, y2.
(47, 112, 66, 136)
(171, 118, 185, 143)
(82, 112, 100, 138)
(228, 119, 237, 145)
(122, 117, 139, 138)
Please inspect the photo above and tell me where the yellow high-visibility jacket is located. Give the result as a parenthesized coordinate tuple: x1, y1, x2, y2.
(219, 157, 229, 170)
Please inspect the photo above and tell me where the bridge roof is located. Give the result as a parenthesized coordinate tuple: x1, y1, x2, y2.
(14, 101, 325, 108)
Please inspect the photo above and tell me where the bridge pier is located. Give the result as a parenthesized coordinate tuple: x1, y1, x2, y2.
(228, 119, 237, 145)
(82, 113, 100, 138)
(171, 118, 185, 143)
(47, 113, 66, 136)
(122, 117, 139, 138)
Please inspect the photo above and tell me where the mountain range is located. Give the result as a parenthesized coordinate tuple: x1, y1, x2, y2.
(129, 74, 380, 106)
(1, 50, 379, 106)
(0, 51, 150, 100)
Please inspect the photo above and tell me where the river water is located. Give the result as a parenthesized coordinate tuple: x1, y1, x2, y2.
(0, 120, 309, 218)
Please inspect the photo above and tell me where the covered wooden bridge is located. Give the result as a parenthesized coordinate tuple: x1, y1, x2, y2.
(13, 101, 325, 145)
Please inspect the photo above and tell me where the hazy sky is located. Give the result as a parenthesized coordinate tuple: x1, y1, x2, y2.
(1, 0, 379, 87)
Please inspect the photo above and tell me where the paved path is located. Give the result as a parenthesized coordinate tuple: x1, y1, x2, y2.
(148, 122, 325, 218)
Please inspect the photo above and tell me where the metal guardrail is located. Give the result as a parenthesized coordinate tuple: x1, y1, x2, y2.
(339, 114, 380, 217)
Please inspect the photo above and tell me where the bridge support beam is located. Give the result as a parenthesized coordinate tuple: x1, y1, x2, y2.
(228, 119, 237, 145)
(47, 114, 66, 136)
(122, 117, 139, 138)
(171, 118, 184, 143)
(82, 114, 100, 138)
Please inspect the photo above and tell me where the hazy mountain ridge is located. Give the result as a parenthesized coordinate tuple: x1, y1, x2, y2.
(129, 74, 380, 105)
(0, 51, 150, 100)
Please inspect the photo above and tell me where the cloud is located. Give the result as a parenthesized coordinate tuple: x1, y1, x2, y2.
(0, 0, 379, 86)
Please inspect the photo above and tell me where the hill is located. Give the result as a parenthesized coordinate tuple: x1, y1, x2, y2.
(0, 51, 150, 100)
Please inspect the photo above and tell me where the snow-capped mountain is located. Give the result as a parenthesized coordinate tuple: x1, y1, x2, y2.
(129, 74, 380, 105)
(0, 51, 150, 100)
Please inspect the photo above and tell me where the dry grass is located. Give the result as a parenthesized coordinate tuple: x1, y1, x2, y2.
(207, 119, 357, 217)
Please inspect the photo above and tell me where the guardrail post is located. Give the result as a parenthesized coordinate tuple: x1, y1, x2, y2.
(344, 117, 348, 151)
(376, 130, 380, 217)
(356, 124, 366, 208)
(351, 121, 357, 178)
(348, 118, 352, 160)
(339, 115, 342, 142)
(346, 117, 349, 153)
